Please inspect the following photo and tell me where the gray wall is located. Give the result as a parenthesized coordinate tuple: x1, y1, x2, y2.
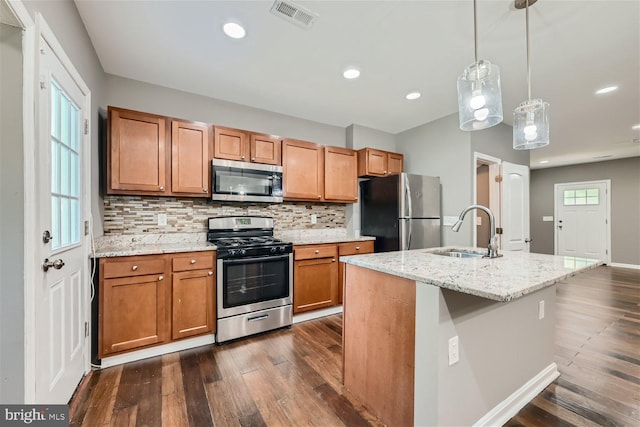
(1, 22, 25, 404)
(530, 157, 640, 265)
(470, 122, 529, 168)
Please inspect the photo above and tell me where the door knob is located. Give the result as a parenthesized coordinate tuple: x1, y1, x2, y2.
(43, 258, 65, 272)
(525, 238, 533, 243)
(42, 230, 53, 244)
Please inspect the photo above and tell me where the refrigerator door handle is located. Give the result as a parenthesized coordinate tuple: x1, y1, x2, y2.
(404, 176, 412, 250)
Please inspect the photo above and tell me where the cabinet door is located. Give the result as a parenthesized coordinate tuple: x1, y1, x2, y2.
(250, 133, 282, 165)
(171, 120, 210, 196)
(100, 273, 168, 357)
(387, 152, 404, 175)
(324, 146, 357, 203)
(357, 148, 387, 177)
(293, 257, 338, 313)
(108, 107, 169, 194)
(172, 269, 215, 339)
(214, 126, 249, 161)
(282, 139, 324, 201)
(338, 241, 374, 304)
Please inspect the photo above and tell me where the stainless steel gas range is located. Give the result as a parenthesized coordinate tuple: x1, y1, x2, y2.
(207, 216, 293, 343)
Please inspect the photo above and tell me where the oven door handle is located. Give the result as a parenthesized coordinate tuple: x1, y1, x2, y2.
(221, 253, 291, 264)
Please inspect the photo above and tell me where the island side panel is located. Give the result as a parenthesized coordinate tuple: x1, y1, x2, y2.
(342, 264, 416, 427)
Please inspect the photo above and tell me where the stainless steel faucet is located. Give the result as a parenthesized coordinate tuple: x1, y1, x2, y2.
(451, 204, 502, 258)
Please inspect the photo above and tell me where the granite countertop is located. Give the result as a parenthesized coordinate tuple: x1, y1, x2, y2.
(92, 233, 216, 258)
(276, 228, 375, 246)
(340, 246, 602, 302)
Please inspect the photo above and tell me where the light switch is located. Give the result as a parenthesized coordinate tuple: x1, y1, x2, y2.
(542, 216, 554, 222)
(158, 213, 167, 226)
(310, 214, 317, 224)
(443, 216, 458, 226)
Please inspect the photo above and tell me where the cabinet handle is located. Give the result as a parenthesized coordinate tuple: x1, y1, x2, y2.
(158, 275, 164, 281)
(355, 246, 360, 250)
(315, 250, 320, 254)
(208, 271, 213, 276)
(332, 258, 336, 262)
(132, 265, 138, 271)
(190, 259, 196, 264)
(159, 186, 164, 190)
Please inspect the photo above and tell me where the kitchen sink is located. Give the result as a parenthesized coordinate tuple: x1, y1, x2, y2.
(430, 249, 486, 259)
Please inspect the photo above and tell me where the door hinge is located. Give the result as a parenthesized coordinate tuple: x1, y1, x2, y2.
(39, 80, 46, 90)
(495, 175, 503, 183)
(84, 321, 89, 337)
(496, 227, 503, 235)
(84, 119, 89, 135)
(606, 249, 608, 255)
(84, 220, 89, 236)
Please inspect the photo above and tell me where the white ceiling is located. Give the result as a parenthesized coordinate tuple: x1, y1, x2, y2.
(74, 0, 640, 169)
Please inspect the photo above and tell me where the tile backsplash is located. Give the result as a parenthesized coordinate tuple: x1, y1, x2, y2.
(103, 196, 346, 234)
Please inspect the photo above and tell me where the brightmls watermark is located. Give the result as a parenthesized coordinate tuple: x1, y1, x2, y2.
(1, 405, 68, 426)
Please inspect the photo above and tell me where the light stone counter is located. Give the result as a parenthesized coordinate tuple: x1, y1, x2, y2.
(340, 246, 602, 302)
(92, 233, 216, 258)
(276, 228, 375, 246)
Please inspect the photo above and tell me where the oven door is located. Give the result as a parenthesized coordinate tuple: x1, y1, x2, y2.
(217, 253, 292, 318)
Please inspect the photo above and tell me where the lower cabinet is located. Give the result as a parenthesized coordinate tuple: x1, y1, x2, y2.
(99, 251, 216, 358)
(293, 244, 338, 313)
(338, 241, 374, 304)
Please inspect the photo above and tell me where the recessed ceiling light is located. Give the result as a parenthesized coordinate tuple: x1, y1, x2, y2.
(595, 85, 618, 95)
(343, 68, 360, 80)
(405, 92, 421, 100)
(539, 160, 549, 164)
(223, 22, 246, 39)
(632, 124, 640, 130)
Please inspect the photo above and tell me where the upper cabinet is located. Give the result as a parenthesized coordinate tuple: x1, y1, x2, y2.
(107, 106, 210, 197)
(282, 139, 324, 201)
(108, 107, 170, 195)
(324, 146, 358, 203)
(213, 126, 282, 165)
(357, 148, 404, 178)
(171, 120, 211, 196)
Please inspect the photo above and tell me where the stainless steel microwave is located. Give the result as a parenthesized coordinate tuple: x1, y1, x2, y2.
(211, 159, 283, 203)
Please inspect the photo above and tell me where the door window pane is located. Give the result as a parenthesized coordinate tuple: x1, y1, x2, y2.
(50, 79, 81, 250)
(564, 188, 599, 206)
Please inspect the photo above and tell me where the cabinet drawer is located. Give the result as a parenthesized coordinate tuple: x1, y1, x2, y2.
(294, 244, 338, 261)
(172, 252, 215, 272)
(102, 256, 167, 279)
(338, 240, 374, 256)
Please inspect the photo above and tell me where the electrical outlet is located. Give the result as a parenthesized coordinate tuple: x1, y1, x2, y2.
(310, 214, 317, 224)
(476, 216, 482, 226)
(448, 336, 459, 366)
(158, 213, 167, 226)
(538, 300, 545, 319)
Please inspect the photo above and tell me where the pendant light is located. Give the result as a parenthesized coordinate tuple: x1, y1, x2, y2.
(457, 0, 503, 131)
(513, 0, 549, 149)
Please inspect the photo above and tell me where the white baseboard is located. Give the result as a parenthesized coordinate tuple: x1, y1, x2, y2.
(293, 305, 343, 324)
(98, 334, 216, 368)
(610, 262, 640, 270)
(473, 363, 559, 427)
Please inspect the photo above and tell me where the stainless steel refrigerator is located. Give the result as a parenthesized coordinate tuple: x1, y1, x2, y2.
(360, 173, 441, 252)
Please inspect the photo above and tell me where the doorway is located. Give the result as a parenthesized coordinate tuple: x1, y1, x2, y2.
(473, 153, 501, 248)
(554, 180, 611, 264)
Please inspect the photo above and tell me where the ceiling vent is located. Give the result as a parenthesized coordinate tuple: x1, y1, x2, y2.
(270, 0, 319, 30)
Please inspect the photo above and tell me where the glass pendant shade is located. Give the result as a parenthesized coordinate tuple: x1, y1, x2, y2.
(457, 60, 504, 131)
(513, 98, 549, 149)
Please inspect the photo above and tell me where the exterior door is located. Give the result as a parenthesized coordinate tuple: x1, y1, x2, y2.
(501, 162, 530, 252)
(36, 36, 88, 403)
(555, 181, 609, 262)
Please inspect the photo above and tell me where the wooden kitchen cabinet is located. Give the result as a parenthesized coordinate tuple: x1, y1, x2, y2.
(107, 106, 170, 195)
(338, 240, 374, 304)
(282, 138, 324, 201)
(171, 120, 211, 197)
(293, 244, 338, 313)
(357, 148, 404, 177)
(324, 146, 358, 202)
(171, 251, 216, 340)
(214, 126, 282, 165)
(99, 254, 170, 357)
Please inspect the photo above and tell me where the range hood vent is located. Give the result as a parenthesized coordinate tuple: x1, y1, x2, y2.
(270, 0, 319, 30)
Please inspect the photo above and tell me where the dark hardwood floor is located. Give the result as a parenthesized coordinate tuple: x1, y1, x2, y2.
(71, 266, 639, 426)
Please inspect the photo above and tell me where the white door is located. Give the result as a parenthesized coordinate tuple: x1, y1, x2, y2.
(555, 181, 609, 262)
(36, 36, 88, 403)
(501, 162, 530, 252)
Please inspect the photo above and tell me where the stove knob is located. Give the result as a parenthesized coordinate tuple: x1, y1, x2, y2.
(280, 246, 286, 252)
(229, 249, 237, 256)
(270, 246, 277, 253)
(240, 249, 247, 256)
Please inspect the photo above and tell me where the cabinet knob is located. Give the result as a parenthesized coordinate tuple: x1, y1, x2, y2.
(332, 258, 336, 262)
(251, 157, 256, 161)
(208, 271, 213, 276)
(355, 246, 360, 250)
(132, 265, 138, 271)
(317, 195, 321, 199)
(190, 259, 196, 264)
(159, 186, 164, 190)
(241, 155, 245, 160)
(158, 275, 164, 281)
(203, 188, 207, 192)
(315, 250, 320, 254)
(383, 171, 387, 174)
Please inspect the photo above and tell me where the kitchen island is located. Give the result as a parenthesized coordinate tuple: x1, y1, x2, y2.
(340, 247, 601, 427)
